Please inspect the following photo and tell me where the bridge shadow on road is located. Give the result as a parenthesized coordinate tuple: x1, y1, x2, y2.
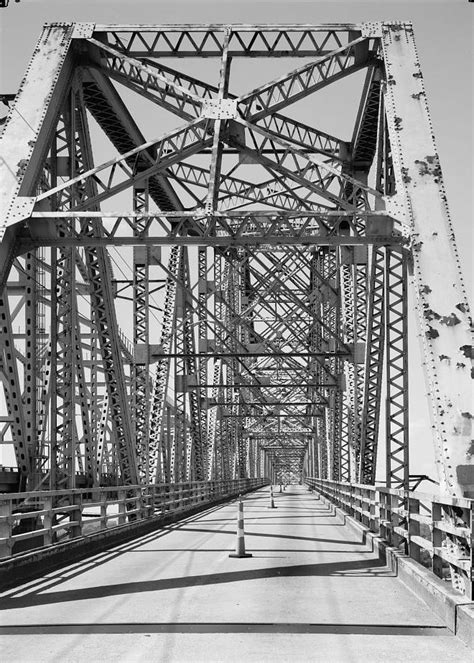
(0, 557, 391, 610)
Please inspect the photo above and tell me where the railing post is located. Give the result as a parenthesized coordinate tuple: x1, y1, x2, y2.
(0, 499, 12, 559)
(431, 501, 443, 581)
(43, 497, 53, 547)
(70, 493, 83, 539)
(361, 487, 368, 528)
(368, 487, 375, 530)
(165, 484, 171, 513)
(100, 491, 107, 530)
(141, 486, 151, 519)
(372, 487, 379, 534)
(408, 495, 421, 563)
(118, 490, 127, 525)
(345, 482, 351, 517)
(354, 485, 361, 524)
(136, 486, 148, 520)
(379, 490, 388, 543)
(387, 492, 397, 547)
(158, 484, 166, 514)
(148, 485, 155, 516)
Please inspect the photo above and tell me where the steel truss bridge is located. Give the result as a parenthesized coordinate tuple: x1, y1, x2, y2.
(0, 22, 472, 605)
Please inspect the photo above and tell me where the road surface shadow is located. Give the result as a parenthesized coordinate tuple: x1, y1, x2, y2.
(0, 558, 392, 610)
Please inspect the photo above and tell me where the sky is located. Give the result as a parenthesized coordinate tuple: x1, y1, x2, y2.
(0, 0, 472, 482)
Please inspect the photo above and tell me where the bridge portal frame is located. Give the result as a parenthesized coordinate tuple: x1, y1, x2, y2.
(0, 22, 471, 496)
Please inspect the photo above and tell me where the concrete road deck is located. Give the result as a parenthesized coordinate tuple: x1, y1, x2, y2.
(0, 486, 471, 662)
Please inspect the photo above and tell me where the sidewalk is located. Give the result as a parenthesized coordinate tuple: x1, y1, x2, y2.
(0, 485, 470, 662)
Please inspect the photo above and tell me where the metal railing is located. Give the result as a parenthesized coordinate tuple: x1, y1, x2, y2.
(0, 478, 266, 560)
(306, 477, 473, 600)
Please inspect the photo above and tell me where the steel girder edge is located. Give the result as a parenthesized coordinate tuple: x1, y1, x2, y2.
(307, 488, 474, 648)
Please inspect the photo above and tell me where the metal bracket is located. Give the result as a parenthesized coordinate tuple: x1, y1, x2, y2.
(383, 195, 408, 225)
(6, 196, 35, 225)
(366, 215, 395, 237)
(360, 22, 383, 38)
(72, 23, 95, 39)
(201, 99, 237, 120)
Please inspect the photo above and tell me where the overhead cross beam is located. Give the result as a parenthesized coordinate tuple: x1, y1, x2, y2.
(0, 21, 470, 504)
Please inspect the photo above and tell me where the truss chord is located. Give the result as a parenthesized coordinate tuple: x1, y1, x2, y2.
(0, 22, 470, 528)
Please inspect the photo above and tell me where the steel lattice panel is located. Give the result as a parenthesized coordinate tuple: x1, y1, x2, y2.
(0, 22, 471, 498)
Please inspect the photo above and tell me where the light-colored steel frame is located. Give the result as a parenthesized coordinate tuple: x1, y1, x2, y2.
(0, 22, 471, 497)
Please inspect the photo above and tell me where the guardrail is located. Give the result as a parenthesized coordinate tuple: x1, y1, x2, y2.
(0, 478, 266, 560)
(305, 477, 473, 600)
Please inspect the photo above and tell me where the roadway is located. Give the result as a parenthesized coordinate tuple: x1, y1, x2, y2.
(0, 485, 470, 662)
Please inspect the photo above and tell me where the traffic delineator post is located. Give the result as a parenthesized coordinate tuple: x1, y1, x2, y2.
(229, 498, 252, 558)
(268, 484, 276, 509)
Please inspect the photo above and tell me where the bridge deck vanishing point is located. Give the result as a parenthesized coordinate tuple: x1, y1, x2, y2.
(0, 486, 470, 662)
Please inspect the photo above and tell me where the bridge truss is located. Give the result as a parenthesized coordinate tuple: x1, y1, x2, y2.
(0, 22, 471, 496)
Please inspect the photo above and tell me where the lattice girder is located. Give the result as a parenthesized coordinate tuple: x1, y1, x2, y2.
(0, 21, 471, 497)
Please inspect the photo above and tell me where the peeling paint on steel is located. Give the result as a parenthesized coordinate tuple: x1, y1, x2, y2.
(72, 22, 95, 39)
(0, 24, 74, 238)
(382, 24, 473, 497)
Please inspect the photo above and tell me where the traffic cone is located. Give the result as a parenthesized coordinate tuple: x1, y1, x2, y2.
(229, 499, 252, 558)
(268, 485, 276, 509)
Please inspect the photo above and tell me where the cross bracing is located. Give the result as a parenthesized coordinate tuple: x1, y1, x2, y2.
(0, 21, 471, 498)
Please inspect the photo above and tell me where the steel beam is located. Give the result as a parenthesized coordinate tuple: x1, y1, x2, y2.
(382, 24, 472, 497)
(0, 21, 469, 499)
